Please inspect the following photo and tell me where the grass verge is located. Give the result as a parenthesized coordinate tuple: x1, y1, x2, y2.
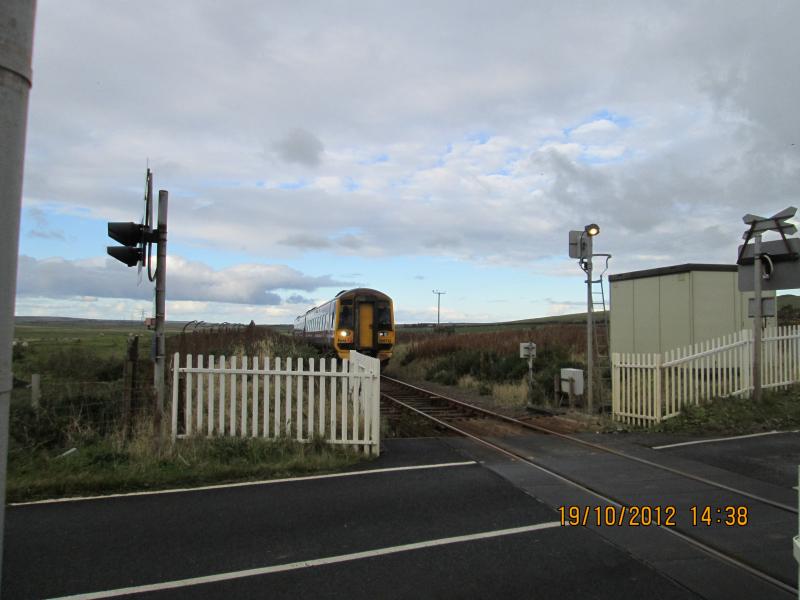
(654, 385, 800, 435)
(8, 435, 364, 503)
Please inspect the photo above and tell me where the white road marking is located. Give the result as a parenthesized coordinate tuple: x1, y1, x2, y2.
(10, 461, 477, 506)
(652, 430, 799, 450)
(49, 521, 563, 599)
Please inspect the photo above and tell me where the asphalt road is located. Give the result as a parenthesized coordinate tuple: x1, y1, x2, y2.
(653, 431, 800, 489)
(4, 438, 703, 600)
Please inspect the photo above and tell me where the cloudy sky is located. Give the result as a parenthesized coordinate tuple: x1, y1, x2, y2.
(16, 1, 800, 324)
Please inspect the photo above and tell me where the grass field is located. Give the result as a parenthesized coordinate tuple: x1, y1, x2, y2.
(8, 434, 362, 502)
(9, 318, 352, 501)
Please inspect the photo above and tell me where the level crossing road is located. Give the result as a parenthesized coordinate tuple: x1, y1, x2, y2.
(4, 439, 713, 600)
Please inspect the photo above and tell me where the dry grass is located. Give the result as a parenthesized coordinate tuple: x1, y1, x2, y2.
(402, 324, 589, 362)
(491, 382, 528, 407)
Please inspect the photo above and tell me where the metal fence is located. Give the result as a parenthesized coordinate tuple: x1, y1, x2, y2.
(171, 351, 381, 455)
(612, 326, 800, 426)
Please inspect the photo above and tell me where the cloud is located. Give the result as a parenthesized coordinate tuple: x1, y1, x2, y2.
(285, 294, 313, 304)
(273, 129, 325, 167)
(28, 229, 66, 240)
(278, 233, 332, 249)
(17, 1, 800, 321)
(16, 255, 351, 305)
(570, 119, 619, 140)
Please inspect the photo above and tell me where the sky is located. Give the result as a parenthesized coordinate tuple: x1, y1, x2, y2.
(15, 1, 800, 324)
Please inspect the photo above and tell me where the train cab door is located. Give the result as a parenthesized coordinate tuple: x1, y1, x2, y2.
(357, 302, 375, 350)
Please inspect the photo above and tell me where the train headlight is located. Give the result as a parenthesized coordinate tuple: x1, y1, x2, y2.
(338, 329, 351, 338)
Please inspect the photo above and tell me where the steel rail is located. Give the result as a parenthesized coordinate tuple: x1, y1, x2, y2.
(381, 376, 797, 515)
(381, 387, 797, 597)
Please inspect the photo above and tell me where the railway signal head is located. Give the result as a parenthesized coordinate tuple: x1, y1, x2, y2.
(107, 222, 154, 267)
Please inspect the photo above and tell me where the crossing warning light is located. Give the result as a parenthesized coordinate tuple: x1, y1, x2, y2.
(107, 222, 153, 267)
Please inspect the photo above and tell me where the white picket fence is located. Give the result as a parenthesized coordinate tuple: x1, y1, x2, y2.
(171, 351, 381, 455)
(612, 325, 800, 426)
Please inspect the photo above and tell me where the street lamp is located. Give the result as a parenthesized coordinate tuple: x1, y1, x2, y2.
(583, 224, 598, 414)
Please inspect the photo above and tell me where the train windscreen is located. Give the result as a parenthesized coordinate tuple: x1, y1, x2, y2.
(339, 304, 354, 329)
(376, 303, 392, 328)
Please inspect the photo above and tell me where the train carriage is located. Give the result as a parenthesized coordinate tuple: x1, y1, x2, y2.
(293, 288, 395, 363)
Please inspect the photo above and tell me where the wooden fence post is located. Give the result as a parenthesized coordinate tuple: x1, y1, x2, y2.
(30, 373, 40, 409)
(611, 354, 619, 421)
(654, 353, 662, 423)
(122, 335, 139, 439)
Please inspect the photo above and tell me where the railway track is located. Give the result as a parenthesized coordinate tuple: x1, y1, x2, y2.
(380, 375, 798, 597)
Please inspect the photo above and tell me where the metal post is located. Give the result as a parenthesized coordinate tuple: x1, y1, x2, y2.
(585, 236, 594, 413)
(527, 351, 534, 404)
(753, 233, 762, 401)
(0, 0, 36, 588)
(154, 191, 168, 444)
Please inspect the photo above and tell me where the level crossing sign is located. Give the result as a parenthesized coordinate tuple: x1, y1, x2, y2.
(737, 207, 800, 292)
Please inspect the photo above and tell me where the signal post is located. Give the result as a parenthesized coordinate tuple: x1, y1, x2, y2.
(107, 172, 169, 444)
(737, 207, 800, 402)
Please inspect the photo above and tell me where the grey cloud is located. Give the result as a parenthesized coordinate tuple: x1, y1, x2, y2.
(279, 233, 332, 249)
(16, 255, 351, 306)
(28, 229, 66, 241)
(19, 1, 800, 282)
(273, 129, 325, 167)
(286, 294, 313, 304)
(335, 234, 364, 249)
(423, 235, 463, 249)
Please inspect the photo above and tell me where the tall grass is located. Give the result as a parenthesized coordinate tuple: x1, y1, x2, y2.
(167, 323, 320, 360)
(390, 324, 597, 405)
(401, 324, 588, 363)
(8, 324, 359, 501)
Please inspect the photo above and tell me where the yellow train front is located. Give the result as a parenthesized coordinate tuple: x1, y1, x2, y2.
(293, 288, 395, 363)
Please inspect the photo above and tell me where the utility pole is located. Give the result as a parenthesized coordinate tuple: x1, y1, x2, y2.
(0, 0, 37, 590)
(432, 290, 446, 326)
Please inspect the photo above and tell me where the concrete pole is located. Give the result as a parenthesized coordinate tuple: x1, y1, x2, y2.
(153, 191, 168, 445)
(585, 236, 594, 413)
(753, 233, 762, 401)
(0, 0, 37, 588)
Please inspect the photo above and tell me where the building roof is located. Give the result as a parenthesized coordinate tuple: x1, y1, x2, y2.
(608, 263, 736, 283)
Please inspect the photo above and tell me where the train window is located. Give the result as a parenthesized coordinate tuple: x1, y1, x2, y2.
(339, 305, 353, 328)
(377, 304, 392, 327)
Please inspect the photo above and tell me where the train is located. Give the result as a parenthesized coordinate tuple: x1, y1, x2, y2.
(293, 288, 395, 363)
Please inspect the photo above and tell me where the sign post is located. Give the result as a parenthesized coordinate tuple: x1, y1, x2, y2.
(737, 207, 799, 401)
(752, 233, 763, 401)
(520, 342, 537, 404)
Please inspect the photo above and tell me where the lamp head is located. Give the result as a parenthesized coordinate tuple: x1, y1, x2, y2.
(585, 223, 600, 237)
